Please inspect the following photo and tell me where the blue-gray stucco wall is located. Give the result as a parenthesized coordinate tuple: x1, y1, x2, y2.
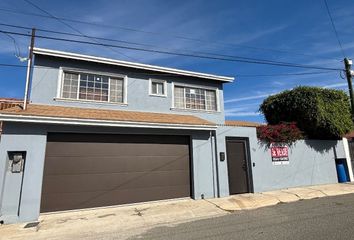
(0, 122, 216, 224)
(31, 55, 226, 124)
(0, 122, 347, 224)
(216, 126, 344, 195)
(0, 124, 47, 223)
(252, 139, 344, 192)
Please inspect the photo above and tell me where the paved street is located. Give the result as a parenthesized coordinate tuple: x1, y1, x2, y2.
(128, 193, 354, 240)
(2, 184, 354, 240)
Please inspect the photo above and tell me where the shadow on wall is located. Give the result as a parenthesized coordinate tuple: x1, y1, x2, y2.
(304, 140, 337, 154)
(257, 139, 339, 156)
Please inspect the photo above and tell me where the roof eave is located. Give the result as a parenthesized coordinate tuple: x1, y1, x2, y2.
(0, 114, 217, 131)
(33, 48, 234, 82)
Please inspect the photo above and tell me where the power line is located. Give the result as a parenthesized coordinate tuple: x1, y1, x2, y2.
(323, 0, 346, 57)
(0, 63, 27, 68)
(0, 24, 340, 69)
(2, 22, 338, 68)
(0, 23, 157, 48)
(22, 0, 137, 61)
(0, 7, 340, 62)
(237, 71, 333, 77)
(0, 29, 344, 72)
(0, 62, 341, 80)
(0, 31, 21, 57)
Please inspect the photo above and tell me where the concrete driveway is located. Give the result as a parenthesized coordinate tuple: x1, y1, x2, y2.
(1, 183, 354, 240)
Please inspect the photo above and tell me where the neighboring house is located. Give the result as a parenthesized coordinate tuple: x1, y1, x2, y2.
(0, 98, 24, 136)
(0, 48, 349, 224)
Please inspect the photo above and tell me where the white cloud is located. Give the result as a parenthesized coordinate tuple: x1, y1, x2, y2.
(322, 83, 348, 89)
(224, 92, 276, 104)
(226, 24, 290, 45)
(225, 111, 261, 117)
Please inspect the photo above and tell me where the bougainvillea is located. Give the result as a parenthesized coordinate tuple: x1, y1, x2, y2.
(257, 122, 303, 147)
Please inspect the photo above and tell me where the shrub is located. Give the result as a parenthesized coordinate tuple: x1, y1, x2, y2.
(257, 122, 303, 146)
(259, 86, 353, 139)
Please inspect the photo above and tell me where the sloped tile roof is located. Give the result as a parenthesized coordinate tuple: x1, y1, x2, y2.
(0, 98, 23, 110)
(0, 104, 215, 127)
(223, 120, 263, 127)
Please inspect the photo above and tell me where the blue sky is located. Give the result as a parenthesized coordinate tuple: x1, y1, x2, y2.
(0, 0, 353, 122)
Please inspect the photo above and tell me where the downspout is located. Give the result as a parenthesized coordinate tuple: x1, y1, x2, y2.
(209, 131, 216, 198)
(211, 130, 220, 198)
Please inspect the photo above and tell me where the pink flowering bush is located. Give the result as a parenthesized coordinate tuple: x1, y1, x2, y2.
(257, 122, 303, 147)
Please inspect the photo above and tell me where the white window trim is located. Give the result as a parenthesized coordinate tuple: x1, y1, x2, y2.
(171, 83, 220, 112)
(56, 67, 64, 98)
(171, 82, 175, 107)
(149, 78, 167, 97)
(56, 67, 128, 104)
(123, 76, 128, 104)
(215, 88, 220, 112)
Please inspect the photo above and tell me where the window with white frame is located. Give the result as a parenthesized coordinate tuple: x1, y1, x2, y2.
(61, 71, 125, 103)
(150, 79, 166, 96)
(174, 85, 217, 111)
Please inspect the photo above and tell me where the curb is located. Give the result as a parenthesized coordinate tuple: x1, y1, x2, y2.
(208, 183, 354, 212)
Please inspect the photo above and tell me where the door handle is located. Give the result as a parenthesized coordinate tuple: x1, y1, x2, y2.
(242, 162, 247, 171)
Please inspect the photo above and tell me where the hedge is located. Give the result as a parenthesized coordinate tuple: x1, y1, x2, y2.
(259, 86, 353, 139)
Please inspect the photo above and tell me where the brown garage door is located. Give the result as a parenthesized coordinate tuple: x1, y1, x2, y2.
(41, 133, 191, 212)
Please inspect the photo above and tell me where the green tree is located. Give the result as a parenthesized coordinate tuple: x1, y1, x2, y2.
(259, 86, 353, 139)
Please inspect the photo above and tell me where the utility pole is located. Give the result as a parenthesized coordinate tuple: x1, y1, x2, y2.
(344, 58, 354, 120)
(23, 28, 36, 110)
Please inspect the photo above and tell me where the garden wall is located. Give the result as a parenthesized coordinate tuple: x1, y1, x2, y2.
(251, 140, 345, 192)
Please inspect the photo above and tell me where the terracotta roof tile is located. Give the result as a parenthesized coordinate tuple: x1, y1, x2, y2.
(223, 120, 263, 127)
(0, 104, 215, 126)
(0, 98, 23, 110)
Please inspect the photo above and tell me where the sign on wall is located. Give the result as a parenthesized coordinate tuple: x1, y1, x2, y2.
(271, 145, 289, 165)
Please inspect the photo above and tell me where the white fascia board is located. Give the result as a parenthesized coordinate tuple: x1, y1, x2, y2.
(0, 114, 216, 131)
(33, 48, 234, 82)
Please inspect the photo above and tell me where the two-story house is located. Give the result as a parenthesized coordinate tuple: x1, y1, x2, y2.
(0, 48, 346, 224)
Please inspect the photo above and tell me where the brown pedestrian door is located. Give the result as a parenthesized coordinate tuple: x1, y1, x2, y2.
(226, 138, 252, 194)
(41, 133, 191, 213)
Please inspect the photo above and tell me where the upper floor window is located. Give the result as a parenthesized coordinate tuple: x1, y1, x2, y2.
(174, 85, 217, 111)
(60, 71, 125, 103)
(149, 79, 166, 97)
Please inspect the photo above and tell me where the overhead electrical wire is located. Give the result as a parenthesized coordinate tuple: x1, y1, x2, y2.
(0, 7, 340, 62)
(0, 24, 342, 69)
(0, 23, 156, 48)
(237, 71, 334, 77)
(323, 0, 346, 58)
(22, 0, 138, 61)
(0, 31, 21, 57)
(0, 29, 344, 72)
(0, 63, 338, 79)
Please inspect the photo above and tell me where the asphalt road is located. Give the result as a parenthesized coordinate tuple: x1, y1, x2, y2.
(128, 193, 354, 240)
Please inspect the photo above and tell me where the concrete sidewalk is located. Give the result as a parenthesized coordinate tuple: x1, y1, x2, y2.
(1, 183, 354, 240)
(208, 183, 354, 212)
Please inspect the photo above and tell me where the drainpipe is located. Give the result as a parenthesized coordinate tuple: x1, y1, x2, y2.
(211, 130, 220, 198)
(209, 131, 216, 198)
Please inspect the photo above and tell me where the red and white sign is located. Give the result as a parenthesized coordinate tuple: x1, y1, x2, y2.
(271, 146, 288, 158)
(270, 145, 289, 165)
